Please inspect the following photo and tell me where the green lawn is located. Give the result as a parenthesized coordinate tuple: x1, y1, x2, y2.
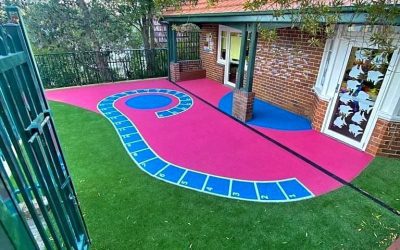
(353, 157, 400, 210)
(50, 101, 400, 249)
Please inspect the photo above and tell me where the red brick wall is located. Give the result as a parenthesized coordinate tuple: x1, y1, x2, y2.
(200, 24, 225, 83)
(178, 60, 202, 72)
(366, 119, 400, 158)
(169, 60, 205, 82)
(197, 26, 325, 119)
(253, 28, 326, 118)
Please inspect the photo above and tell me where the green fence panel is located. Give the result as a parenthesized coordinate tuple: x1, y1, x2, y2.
(35, 49, 169, 89)
(0, 6, 90, 250)
(177, 32, 200, 61)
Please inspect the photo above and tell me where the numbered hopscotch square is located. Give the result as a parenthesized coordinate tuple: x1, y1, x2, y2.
(132, 149, 156, 163)
(122, 133, 141, 143)
(180, 100, 192, 105)
(99, 103, 110, 107)
(204, 176, 230, 196)
(279, 179, 312, 200)
(179, 171, 207, 190)
(105, 111, 120, 116)
(230, 181, 257, 200)
(118, 127, 137, 135)
(115, 121, 132, 128)
(256, 182, 286, 201)
(156, 165, 185, 183)
(127, 141, 147, 153)
(157, 111, 172, 118)
(176, 104, 188, 110)
(110, 116, 126, 123)
(140, 158, 167, 175)
(169, 108, 182, 114)
(103, 107, 117, 113)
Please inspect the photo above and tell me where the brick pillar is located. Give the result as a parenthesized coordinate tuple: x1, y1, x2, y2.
(366, 119, 400, 158)
(169, 63, 180, 83)
(311, 94, 329, 131)
(232, 89, 255, 122)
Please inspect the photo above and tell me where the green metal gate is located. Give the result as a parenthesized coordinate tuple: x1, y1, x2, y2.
(0, 6, 90, 250)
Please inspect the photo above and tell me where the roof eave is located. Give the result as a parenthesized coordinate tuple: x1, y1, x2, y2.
(162, 5, 400, 25)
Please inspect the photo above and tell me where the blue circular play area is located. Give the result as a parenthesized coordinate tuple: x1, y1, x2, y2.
(125, 94, 172, 109)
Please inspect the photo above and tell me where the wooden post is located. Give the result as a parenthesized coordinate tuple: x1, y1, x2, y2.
(236, 24, 248, 89)
(245, 23, 258, 92)
(171, 29, 177, 63)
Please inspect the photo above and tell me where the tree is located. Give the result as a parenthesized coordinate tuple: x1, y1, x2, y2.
(115, 0, 157, 50)
(21, 0, 141, 53)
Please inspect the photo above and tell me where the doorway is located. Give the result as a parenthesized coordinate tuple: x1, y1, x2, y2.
(323, 44, 396, 149)
(217, 26, 249, 87)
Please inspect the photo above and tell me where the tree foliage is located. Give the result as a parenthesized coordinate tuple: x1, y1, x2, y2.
(26, 0, 144, 53)
(165, 0, 400, 52)
(244, 0, 400, 52)
(1, 0, 144, 53)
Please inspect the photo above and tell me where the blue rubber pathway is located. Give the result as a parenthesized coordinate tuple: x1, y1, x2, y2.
(218, 92, 312, 131)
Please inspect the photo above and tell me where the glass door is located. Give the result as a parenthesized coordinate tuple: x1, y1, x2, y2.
(326, 47, 393, 147)
(226, 32, 242, 86)
(218, 26, 249, 87)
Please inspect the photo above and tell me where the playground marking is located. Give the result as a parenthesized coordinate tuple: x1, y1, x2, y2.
(97, 88, 314, 202)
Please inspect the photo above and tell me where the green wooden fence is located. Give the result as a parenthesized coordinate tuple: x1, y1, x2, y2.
(35, 49, 169, 89)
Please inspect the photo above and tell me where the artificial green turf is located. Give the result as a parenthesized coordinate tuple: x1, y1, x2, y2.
(353, 157, 400, 210)
(49, 101, 400, 249)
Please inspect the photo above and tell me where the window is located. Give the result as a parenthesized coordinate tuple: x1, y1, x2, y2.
(218, 28, 228, 64)
(217, 25, 250, 67)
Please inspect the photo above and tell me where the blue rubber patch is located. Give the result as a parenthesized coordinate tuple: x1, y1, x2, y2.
(257, 183, 287, 201)
(126, 95, 172, 109)
(218, 92, 312, 131)
(279, 179, 312, 199)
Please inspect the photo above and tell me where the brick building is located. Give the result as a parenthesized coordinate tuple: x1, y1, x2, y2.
(163, 1, 400, 158)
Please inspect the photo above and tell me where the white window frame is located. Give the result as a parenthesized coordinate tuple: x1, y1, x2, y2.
(217, 25, 250, 86)
(217, 25, 232, 65)
(320, 39, 400, 150)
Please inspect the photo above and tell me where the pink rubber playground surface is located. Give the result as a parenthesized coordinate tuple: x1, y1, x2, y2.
(46, 78, 373, 197)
